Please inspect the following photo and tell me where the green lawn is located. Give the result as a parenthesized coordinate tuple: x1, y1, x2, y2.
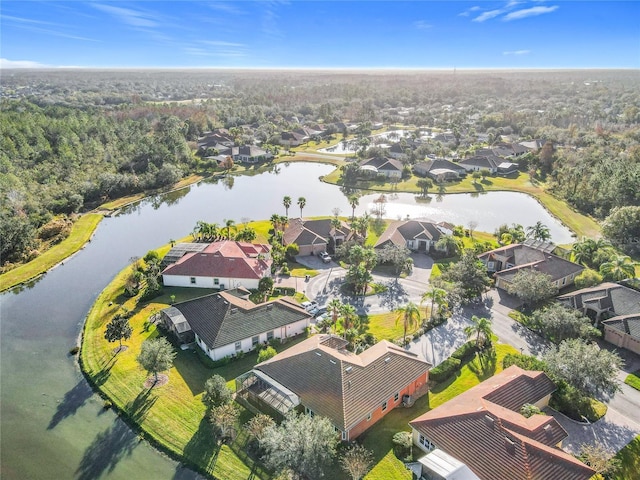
(624, 371, 640, 391)
(611, 435, 640, 480)
(0, 213, 103, 292)
(366, 312, 421, 343)
(362, 344, 519, 480)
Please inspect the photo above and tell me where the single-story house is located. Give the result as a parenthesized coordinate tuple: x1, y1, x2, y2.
(162, 240, 271, 290)
(374, 220, 447, 253)
(409, 365, 595, 480)
(283, 218, 353, 256)
(161, 289, 311, 359)
(458, 155, 501, 173)
(237, 334, 430, 441)
(388, 143, 409, 161)
(161, 242, 209, 267)
(479, 243, 584, 291)
(558, 282, 640, 354)
(232, 145, 273, 164)
(358, 156, 404, 178)
(413, 158, 467, 181)
(280, 131, 307, 147)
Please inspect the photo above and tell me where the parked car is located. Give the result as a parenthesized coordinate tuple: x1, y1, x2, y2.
(319, 252, 331, 263)
(301, 301, 318, 314)
(314, 306, 327, 317)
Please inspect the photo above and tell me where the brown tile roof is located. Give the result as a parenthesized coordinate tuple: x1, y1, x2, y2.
(162, 240, 271, 280)
(410, 365, 594, 480)
(256, 334, 430, 432)
(374, 220, 443, 249)
(283, 218, 352, 247)
(167, 293, 311, 350)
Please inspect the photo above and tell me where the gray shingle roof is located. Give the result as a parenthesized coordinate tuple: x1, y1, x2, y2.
(168, 293, 310, 349)
(375, 220, 443, 249)
(256, 335, 430, 431)
(557, 283, 640, 317)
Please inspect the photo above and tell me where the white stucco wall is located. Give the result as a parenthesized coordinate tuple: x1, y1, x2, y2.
(163, 274, 260, 290)
(197, 317, 309, 361)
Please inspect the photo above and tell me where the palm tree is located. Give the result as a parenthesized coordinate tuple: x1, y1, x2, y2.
(435, 235, 461, 257)
(331, 215, 342, 231)
(464, 315, 493, 348)
(224, 219, 236, 240)
(297, 196, 306, 218)
(348, 195, 359, 220)
(283, 196, 292, 217)
(422, 287, 447, 323)
(395, 302, 421, 347)
(340, 303, 358, 338)
(599, 255, 636, 281)
(526, 221, 551, 241)
(327, 299, 342, 334)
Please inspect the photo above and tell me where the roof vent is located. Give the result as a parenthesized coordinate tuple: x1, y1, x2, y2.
(316, 352, 322, 357)
(543, 424, 552, 431)
(266, 304, 273, 311)
(230, 307, 238, 314)
(345, 366, 353, 373)
(384, 357, 391, 363)
(330, 359, 337, 365)
(484, 414, 495, 424)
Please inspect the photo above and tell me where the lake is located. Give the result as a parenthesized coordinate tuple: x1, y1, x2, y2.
(0, 162, 573, 479)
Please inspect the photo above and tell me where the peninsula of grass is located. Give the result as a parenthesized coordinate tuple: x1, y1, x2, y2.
(612, 435, 640, 480)
(80, 261, 270, 480)
(320, 168, 600, 240)
(0, 213, 103, 292)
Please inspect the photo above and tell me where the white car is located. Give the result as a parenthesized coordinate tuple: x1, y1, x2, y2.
(301, 301, 318, 314)
(319, 252, 331, 263)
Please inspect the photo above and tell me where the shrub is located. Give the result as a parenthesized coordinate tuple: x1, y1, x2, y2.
(520, 403, 542, 418)
(68, 346, 80, 355)
(451, 341, 477, 362)
(103, 400, 113, 410)
(429, 357, 462, 383)
(502, 353, 547, 371)
(258, 346, 277, 363)
(203, 374, 233, 409)
(392, 431, 413, 460)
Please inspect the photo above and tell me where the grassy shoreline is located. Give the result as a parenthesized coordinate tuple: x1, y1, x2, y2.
(0, 213, 103, 292)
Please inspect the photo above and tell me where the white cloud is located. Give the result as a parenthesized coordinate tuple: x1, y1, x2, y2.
(207, 2, 246, 15)
(459, 5, 482, 17)
(503, 5, 559, 21)
(503, 50, 531, 55)
(92, 4, 159, 28)
(202, 40, 245, 48)
(414, 20, 432, 30)
(0, 58, 49, 68)
(473, 9, 505, 22)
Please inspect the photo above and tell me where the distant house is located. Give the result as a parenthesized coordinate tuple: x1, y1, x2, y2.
(388, 143, 409, 161)
(558, 282, 640, 354)
(479, 242, 584, 291)
(280, 131, 307, 147)
(458, 155, 501, 173)
(519, 139, 546, 151)
(283, 218, 353, 256)
(161, 289, 311, 359)
(232, 145, 273, 163)
(413, 158, 467, 181)
(236, 334, 430, 441)
(409, 365, 595, 480)
(374, 220, 447, 253)
(162, 240, 271, 290)
(358, 156, 404, 178)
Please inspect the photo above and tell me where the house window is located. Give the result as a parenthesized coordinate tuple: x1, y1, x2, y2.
(214, 278, 219, 285)
(562, 277, 567, 285)
(382, 401, 388, 411)
(235, 341, 241, 352)
(306, 407, 315, 418)
(252, 336, 259, 347)
(487, 261, 495, 270)
(267, 331, 274, 341)
(342, 431, 348, 441)
(190, 277, 196, 284)
(419, 434, 435, 451)
(367, 413, 372, 421)
(394, 392, 399, 402)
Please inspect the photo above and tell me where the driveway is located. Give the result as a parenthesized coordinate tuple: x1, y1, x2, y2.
(406, 313, 472, 367)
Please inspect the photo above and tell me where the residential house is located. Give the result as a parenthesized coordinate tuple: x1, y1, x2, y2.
(374, 220, 447, 253)
(458, 155, 501, 174)
(283, 218, 353, 256)
(388, 143, 409, 161)
(236, 334, 430, 441)
(232, 145, 273, 164)
(413, 158, 467, 181)
(558, 282, 640, 354)
(280, 131, 307, 147)
(358, 156, 404, 178)
(162, 240, 271, 290)
(409, 365, 595, 480)
(479, 242, 584, 291)
(519, 139, 547, 152)
(161, 289, 311, 359)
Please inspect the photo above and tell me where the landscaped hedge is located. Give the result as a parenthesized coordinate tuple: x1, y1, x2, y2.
(450, 341, 477, 362)
(429, 357, 462, 383)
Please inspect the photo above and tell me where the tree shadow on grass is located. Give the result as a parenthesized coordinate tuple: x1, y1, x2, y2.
(48, 379, 95, 430)
(378, 279, 409, 311)
(75, 421, 137, 480)
(183, 417, 221, 474)
(127, 388, 158, 424)
(467, 348, 497, 381)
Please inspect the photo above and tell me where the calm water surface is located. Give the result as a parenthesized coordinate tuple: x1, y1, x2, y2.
(0, 163, 572, 479)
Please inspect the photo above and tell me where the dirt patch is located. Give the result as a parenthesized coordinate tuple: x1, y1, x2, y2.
(143, 374, 169, 389)
(112, 345, 129, 354)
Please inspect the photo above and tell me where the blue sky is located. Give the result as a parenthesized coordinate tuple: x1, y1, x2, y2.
(1, 1, 638, 69)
